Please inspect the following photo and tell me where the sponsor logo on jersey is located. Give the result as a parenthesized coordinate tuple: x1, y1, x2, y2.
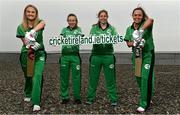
(74, 30, 79, 34)
(107, 29, 112, 35)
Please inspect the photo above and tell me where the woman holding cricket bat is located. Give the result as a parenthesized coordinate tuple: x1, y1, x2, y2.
(124, 7, 155, 113)
(16, 4, 46, 112)
(59, 14, 83, 104)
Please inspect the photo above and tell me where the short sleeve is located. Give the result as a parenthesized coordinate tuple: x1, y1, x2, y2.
(111, 26, 118, 36)
(60, 28, 66, 36)
(38, 19, 45, 30)
(16, 25, 25, 38)
(90, 25, 95, 35)
(78, 27, 84, 37)
(124, 27, 131, 42)
(146, 25, 153, 33)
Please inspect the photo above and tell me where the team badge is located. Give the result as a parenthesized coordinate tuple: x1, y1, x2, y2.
(76, 65, 80, 70)
(144, 64, 150, 69)
(39, 57, 45, 61)
(109, 64, 114, 69)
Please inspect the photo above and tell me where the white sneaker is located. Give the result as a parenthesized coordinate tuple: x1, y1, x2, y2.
(24, 97, 31, 102)
(111, 102, 118, 106)
(137, 107, 145, 113)
(33, 105, 41, 112)
(150, 100, 153, 104)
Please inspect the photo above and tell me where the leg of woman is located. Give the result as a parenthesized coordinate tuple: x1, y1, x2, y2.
(102, 55, 118, 105)
(86, 55, 102, 103)
(71, 55, 81, 102)
(139, 50, 155, 109)
(31, 51, 46, 106)
(20, 52, 32, 99)
(59, 55, 70, 101)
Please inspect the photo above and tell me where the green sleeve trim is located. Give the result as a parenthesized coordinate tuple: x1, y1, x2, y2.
(16, 35, 24, 38)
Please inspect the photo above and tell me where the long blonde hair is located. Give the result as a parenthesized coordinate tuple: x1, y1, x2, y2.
(22, 4, 40, 31)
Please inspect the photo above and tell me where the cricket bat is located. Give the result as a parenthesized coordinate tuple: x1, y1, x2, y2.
(135, 47, 142, 77)
(27, 48, 35, 77)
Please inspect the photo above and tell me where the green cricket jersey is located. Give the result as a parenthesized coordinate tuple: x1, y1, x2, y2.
(16, 20, 45, 52)
(124, 20, 155, 52)
(60, 26, 82, 55)
(90, 23, 118, 55)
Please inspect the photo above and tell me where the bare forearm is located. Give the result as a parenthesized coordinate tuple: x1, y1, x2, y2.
(33, 21, 46, 32)
(20, 38, 26, 45)
(141, 18, 154, 30)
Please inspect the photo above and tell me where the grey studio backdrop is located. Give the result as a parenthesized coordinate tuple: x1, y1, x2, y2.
(0, 0, 180, 65)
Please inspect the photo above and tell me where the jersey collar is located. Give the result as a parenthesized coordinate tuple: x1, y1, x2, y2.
(98, 22, 110, 31)
(67, 26, 78, 31)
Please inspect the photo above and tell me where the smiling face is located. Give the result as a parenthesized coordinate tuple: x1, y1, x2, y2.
(25, 7, 37, 21)
(132, 9, 144, 24)
(98, 12, 108, 25)
(67, 16, 77, 28)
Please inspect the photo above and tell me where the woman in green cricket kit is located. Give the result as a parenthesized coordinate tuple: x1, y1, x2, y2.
(86, 10, 118, 106)
(124, 7, 155, 113)
(59, 14, 82, 104)
(16, 4, 46, 112)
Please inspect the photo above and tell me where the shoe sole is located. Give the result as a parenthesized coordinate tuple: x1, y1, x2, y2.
(85, 102, 92, 105)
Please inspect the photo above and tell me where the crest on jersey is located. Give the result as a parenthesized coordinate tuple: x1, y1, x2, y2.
(76, 65, 80, 70)
(109, 64, 114, 69)
(144, 64, 150, 69)
(39, 57, 45, 61)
